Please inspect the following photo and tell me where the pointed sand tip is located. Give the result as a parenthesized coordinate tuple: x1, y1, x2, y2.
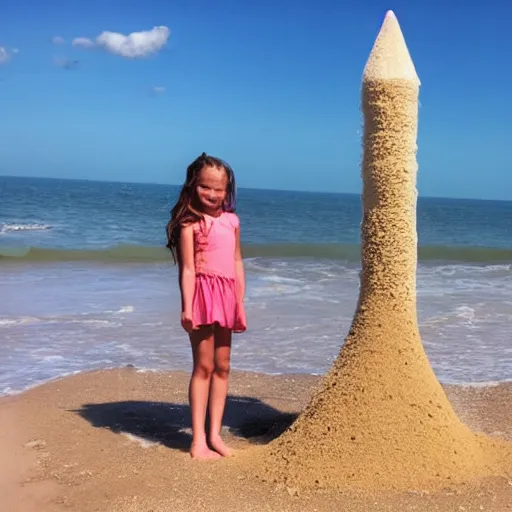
(363, 10, 420, 84)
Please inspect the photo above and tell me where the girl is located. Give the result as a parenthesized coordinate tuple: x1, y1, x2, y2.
(166, 152, 246, 460)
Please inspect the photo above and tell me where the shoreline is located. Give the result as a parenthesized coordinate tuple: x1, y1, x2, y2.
(3, 364, 512, 400)
(2, 367, 512, 512)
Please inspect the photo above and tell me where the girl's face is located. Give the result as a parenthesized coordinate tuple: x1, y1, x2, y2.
(195, 165, 228, 214)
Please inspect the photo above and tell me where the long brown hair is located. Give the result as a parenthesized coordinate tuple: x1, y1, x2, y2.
(165, 152, 237, 264)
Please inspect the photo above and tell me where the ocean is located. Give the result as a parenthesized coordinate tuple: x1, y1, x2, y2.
(1, 175, 511, 395)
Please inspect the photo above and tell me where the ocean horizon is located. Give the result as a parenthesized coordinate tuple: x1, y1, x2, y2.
(2, 173, 511, 203)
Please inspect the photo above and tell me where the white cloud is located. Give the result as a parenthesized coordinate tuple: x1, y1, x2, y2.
(152, 86, 165, 94)
(0, 47, 11, 64)
(11, 48, 20, 54)
(96, 26, 169, 58)
(52, 36, 65, 45)
(72, 37, 95, 49)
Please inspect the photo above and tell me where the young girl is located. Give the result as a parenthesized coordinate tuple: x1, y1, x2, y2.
(166, 152, 246, 460)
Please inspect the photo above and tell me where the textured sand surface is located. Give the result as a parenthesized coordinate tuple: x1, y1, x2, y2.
(2, 368, 512, 512)
(255, 11, 512, 492)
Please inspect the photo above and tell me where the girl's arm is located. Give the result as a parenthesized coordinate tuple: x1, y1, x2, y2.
(179, 224, 196, 317)
(235, 224, 245, 302)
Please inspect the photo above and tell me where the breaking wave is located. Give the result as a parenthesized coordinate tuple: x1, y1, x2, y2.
(0, 243, 511, 264)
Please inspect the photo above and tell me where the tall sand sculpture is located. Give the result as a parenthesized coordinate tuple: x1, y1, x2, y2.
(255, 10, 511, 491)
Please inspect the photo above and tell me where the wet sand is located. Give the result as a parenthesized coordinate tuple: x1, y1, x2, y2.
(2, 367, 512, 512)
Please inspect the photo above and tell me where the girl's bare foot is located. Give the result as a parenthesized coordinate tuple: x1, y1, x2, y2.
(190, 444, 221, 460)
(209, 435, 232, 457)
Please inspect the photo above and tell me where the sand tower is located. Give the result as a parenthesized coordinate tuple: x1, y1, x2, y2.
(256, 11, 508, 491)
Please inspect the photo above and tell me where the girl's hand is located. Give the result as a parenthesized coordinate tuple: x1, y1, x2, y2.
(181, 311, 194, 333)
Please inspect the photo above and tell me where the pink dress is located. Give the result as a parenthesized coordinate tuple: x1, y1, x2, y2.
(192, 212, 247, 333)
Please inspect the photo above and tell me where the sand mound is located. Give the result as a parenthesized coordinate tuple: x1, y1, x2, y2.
(247, 12, 512, 492)
(253, 316, 509, 491)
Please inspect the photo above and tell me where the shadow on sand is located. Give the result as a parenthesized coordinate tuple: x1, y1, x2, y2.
(73, 396, 297, 453)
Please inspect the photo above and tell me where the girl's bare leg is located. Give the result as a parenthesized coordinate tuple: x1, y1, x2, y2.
(208, 326, 233, 457)
(189, 326, 220, 460)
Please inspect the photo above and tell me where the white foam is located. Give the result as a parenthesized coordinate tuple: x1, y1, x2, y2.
(1, 370, 83, 396)
(260, 275, 303, 284)
(135, 368, 160, 374)
(444, 380, 512, 388)
(427, 264, 511, 276)
(70, 319, 119, 327)
(0, 317, 41, 327)
(249, 283, 303, 298)
(454, 306, 476, 323)
(0, 315, 118, 328)
(0, 223, 52, 233)
(115, 305, 135, 314)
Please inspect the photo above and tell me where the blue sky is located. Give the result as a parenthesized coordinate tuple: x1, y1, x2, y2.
(0, 0, 510, 200)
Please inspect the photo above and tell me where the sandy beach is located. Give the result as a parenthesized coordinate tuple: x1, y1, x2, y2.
(2, 367, 512, 512)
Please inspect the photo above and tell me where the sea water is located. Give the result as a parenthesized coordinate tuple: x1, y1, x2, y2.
(1, 176, 511, 394)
